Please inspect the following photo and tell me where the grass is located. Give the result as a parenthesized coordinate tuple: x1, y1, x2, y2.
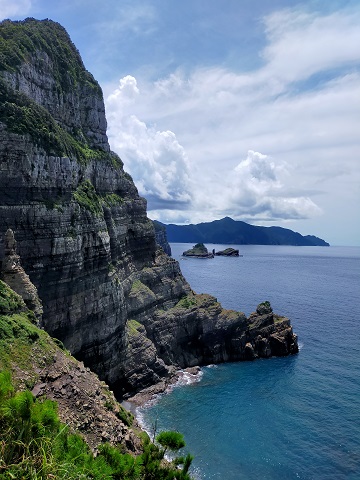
(0, 371, 194, 479)
(0, 281, 56, 383)
(130, 280, 154, 296)
(126, 319, 143, 337)
(73, 180, 125, 216)
(0, 280, 25, 314)
(175, 295, 197, 309)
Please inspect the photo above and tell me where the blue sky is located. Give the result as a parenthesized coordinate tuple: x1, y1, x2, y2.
(1, 0, 360, 245)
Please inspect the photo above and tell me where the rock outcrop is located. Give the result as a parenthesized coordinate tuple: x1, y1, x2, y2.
(0, 19, 298, 400)
(182, 243, 214, 258)
(153, 220, 172, 256)
(215, 248, 240, 256)
(0, 229, 43, 319)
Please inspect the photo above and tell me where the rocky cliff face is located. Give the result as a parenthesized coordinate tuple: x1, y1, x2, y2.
(153, 220, 172, 256)
(0, 19, 298, 400)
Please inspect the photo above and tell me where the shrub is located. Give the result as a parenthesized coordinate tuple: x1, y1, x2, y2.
(0, 372, 195, 479)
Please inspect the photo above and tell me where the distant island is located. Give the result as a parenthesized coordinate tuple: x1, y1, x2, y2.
(160, 217, 329, 246)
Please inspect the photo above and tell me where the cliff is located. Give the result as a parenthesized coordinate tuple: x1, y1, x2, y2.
(0, 278, 141, 453)
(0, 19, 298, 401)
(164, 216, 330, 246)
(153, 220, 172, 256)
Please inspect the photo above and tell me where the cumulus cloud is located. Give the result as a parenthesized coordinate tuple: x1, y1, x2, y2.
(106, 76, 192, 210)
(105, 6, 359, 235)
(191, 151, 322, 223)
(0, 0, 31, 19)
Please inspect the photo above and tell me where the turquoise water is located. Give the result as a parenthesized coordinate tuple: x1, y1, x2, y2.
(139, 244, 360, 479)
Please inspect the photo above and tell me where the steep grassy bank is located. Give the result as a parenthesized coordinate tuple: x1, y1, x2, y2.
(0, 280, 194, 479)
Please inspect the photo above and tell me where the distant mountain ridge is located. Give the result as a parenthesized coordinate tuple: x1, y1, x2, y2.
(163, 217, 329, 246)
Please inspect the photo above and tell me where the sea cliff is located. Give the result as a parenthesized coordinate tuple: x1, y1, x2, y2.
(0, 19, 298, 403)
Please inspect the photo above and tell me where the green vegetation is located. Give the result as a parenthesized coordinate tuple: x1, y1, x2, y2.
(156, 431, 185, 454)
(104, 397, 134, 427)
(256, 301, 273, 314)
(182, 243, 213, 258)
(152, 220, 166, 233)
(0, 19, 124, 166)
(116, 404, 134, 427)
(0, 18, 100, 92)
(127, 319, 143, 336)
(0, 279, 194, 478)
(73, 180, 124, 216)
(0, 76, 109, 164)
(73, 179, 103, 215)
(0, 280, 57, 383)
(0, 311, 45, 375)
(103, 193, 124, 207)
(259, 301, 271, 309)
(0, 280, 25, 314)
(175, 295, 197, 309)
(130, 280, 154, 296)
(0, 372, 194, 479)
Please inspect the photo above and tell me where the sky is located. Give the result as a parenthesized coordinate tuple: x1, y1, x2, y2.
(1, 0, 360, 246)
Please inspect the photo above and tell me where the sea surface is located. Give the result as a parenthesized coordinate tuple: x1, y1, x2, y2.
(138, 244, 360, 480)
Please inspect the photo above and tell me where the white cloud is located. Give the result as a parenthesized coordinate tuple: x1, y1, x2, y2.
(95, 3, 157, 38)
(106, 76, 192, 210)
(105, 6, 360, 242)
(262, 8, 360, 86)
(0, 0, 31, 19)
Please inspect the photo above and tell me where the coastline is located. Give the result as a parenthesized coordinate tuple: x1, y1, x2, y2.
(124, 366, 203, 408)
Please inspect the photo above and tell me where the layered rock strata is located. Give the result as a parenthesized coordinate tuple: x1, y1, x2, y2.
(0, 19, 298, 400)
(0, 279, 141, 453)
(153, 220, 172, 256)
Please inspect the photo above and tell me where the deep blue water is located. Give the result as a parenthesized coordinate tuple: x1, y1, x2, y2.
(139, 244, 360, 479)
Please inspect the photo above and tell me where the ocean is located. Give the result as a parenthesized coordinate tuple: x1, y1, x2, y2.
(138, 244, 360, 480)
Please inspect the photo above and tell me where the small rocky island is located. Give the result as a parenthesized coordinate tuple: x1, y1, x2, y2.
(215, 248, 241, 257)
(183, 244, 242, 258)
(182, 243, 214, 258)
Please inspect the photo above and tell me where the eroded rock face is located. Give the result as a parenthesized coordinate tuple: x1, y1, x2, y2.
(0, 229, 43, 320)
(0, 19, 298, 399)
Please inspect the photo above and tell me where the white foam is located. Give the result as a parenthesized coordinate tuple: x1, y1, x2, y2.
(169, 369, 204, 390)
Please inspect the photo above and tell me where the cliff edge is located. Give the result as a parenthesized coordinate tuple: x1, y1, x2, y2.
(0, 18, 298, 400)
